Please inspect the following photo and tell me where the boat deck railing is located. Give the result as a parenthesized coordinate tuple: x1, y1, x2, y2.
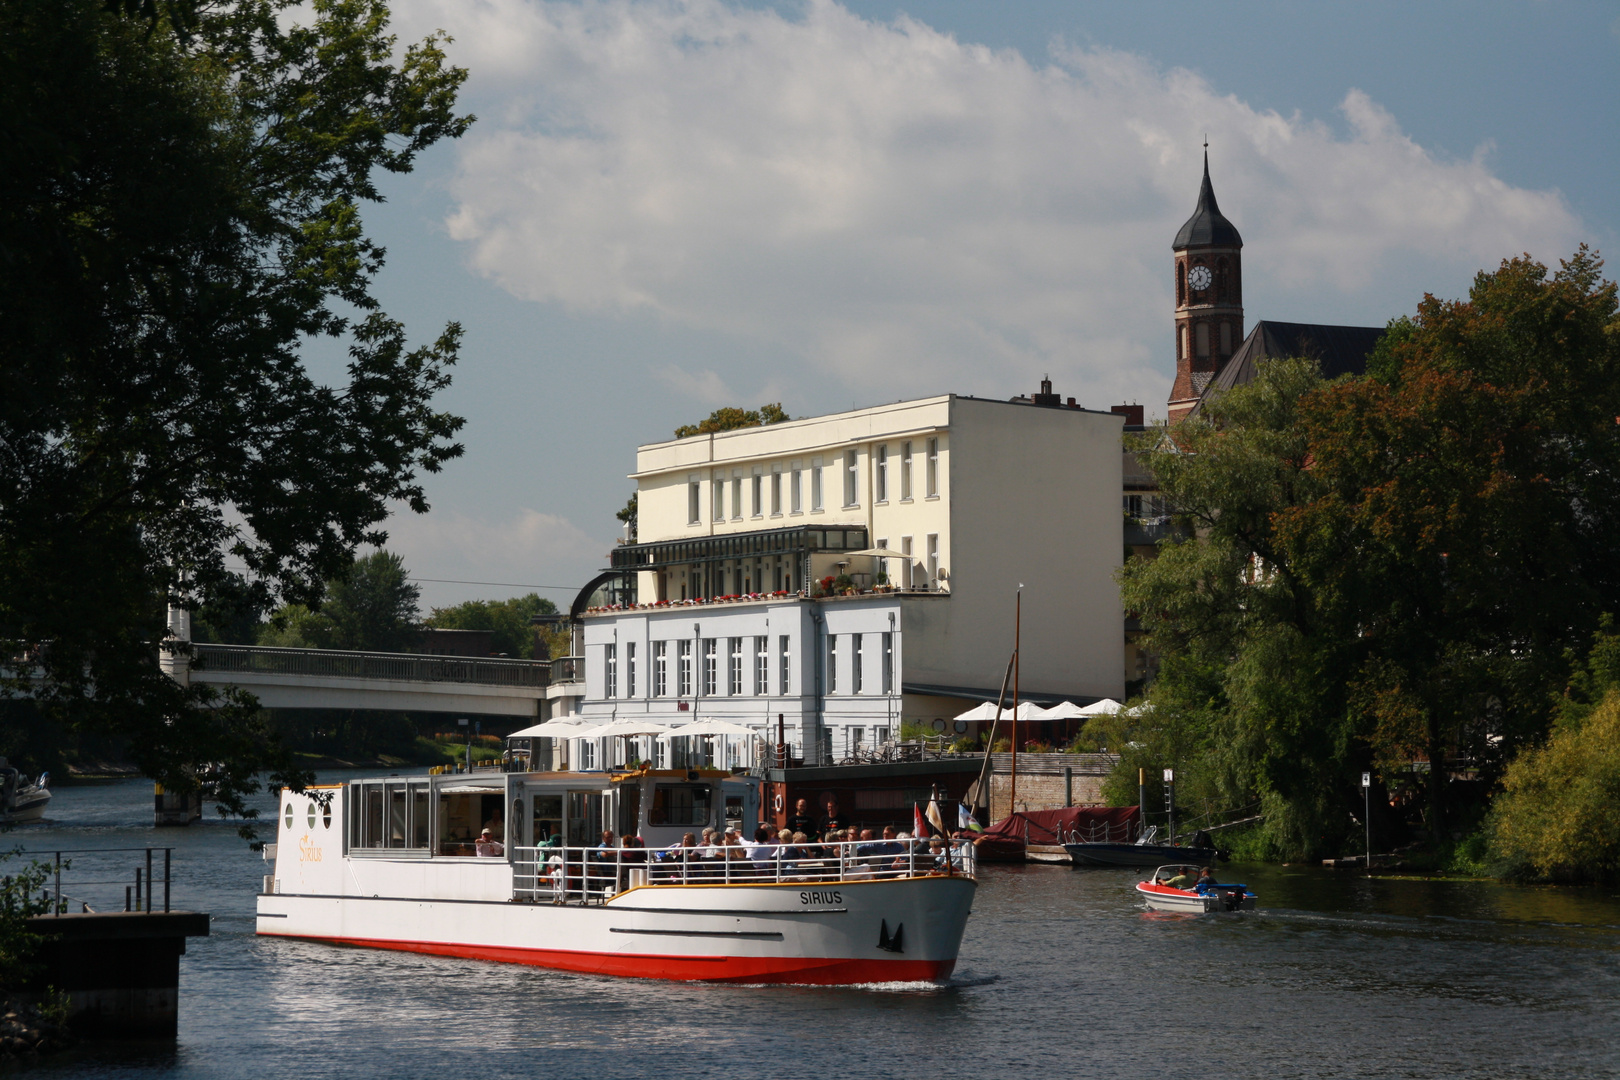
(511, 837, 977, 905)
(1059, 820, 1140, 845)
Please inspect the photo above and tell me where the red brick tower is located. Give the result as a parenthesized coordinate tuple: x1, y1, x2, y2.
(1167, 151, 1243, 424)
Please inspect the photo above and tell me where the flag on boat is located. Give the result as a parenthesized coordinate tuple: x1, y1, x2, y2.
(926, 800, 945, 835)
(914, 802, 928, 837)
(958, 802, 982, 832)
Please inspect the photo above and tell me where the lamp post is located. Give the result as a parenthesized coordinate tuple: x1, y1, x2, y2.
(1362, 771, 1372, 872)
(457, 717, 470, 772)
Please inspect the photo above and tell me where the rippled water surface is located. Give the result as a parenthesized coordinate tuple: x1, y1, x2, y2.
(10, 774, 1620, 1079)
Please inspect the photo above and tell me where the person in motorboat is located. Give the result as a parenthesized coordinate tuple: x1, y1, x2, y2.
(1163, 868, 1197, 889)
(1196, 867, 1217, 889)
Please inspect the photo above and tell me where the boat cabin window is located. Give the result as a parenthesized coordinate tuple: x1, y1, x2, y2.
(347, 779, 434, 851)
(436, 787, 505, 856)
(567, 791, 604, 845)
(648, 784, 712, 827)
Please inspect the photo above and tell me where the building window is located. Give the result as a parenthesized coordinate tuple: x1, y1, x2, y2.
(702, 638, 717, 696)
(655, 641, 668, 697)
(852, 634, 863, 694)
(688, 481, 700, 524)
(731, 475, 743, 520)
(901, 536, 913, 588)
(1180, 324, 1188, 361)
(779, 635, 791, 695)
(579, 738, 595, 771)
(810, 459, 823, 511)
(827, 635, 837, 694)
(1196, 321, 1210, 357)
(791, 466, 803, 513)
(626, 641, 637, 698)
(604, 643, 617, 698)
(1220, 321, 1232, 354)
(876, 537, 888, 585)
(882, 631, 893, 693)
(901, 441, 913, 500)
(712, 478, 725, 522)
(752, 470, 764, 517)
(678, 640, 692, 697)
(728, 637, 743, 695)
(848, 727, 865, 755)
(754, 636, 768, 695)
(927, 533, 939, 587)
(926, 437, 939, 497)
(771, 469, 782, 516)
(875, 445, 888, 502)
(843, 449, 858, 507)
(875, 726, 890, 746)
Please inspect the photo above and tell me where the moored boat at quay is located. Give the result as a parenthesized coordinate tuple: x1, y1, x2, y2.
(257, 767, 976, 984)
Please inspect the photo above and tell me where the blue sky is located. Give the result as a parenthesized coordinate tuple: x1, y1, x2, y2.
(339, 1, 1619, 610)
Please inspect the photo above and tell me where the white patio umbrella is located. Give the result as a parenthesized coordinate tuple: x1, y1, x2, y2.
(591, 718, 674, 738)
(952, 701, 1006, 725)
(507, 719, 592, 739)
(662, 717, 756, 738)
(1038, 701, 1088, 721)
(1078, 698, 1124, 716)
(1009, 701, 1049, 723)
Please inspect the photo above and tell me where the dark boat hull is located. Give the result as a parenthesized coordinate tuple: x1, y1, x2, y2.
(1064, 842, 1217, 868)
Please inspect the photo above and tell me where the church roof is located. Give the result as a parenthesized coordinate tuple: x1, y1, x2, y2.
(1188, 320, 1386, 419)
(1173, 153, 1243, 250)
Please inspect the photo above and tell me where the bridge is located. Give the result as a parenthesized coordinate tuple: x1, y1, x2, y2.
(171, 644, 552, 718)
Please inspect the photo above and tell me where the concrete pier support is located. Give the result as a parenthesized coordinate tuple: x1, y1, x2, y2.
(25, 911, 209, 1037)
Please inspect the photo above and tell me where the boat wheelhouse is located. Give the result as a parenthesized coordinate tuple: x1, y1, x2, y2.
(258, 767, 977, 984)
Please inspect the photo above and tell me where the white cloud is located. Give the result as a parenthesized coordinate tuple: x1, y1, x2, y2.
(400, 0, 1583, 411)
(381, 507, 611, 609)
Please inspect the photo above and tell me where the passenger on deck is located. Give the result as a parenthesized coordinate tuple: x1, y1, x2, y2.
(788, 798, 817, 839)
(821, 797, 850, 838)
(475, 828, 504, 857)
(483, 811, 505, 842)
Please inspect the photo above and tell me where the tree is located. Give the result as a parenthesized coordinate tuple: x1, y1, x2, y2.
(616, 492, 638, 543)
(425, 593, 557, 659)
(0, 0, 472, 830)
(673, 403, 791, 439)
(1123, 249, 1620, 857)
(261, 551, 421, 652)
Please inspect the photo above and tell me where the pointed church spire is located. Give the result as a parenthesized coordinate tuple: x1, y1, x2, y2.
(1174, 147, 1242, 250)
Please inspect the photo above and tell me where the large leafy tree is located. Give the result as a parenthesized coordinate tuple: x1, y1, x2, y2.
(1122, 250, 1620, 857)
(425, 593, 559, 659)
(261, 550, 422, 652)
(0, 0, 471, 826)
(673, 403, 791, 439)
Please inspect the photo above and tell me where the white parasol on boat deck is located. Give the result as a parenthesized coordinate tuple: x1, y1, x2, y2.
(661, 717, 757, 738)
(507, 719, 594, 739)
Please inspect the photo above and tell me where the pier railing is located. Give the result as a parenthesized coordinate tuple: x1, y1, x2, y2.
(192, 643, 550, 688)
(13, 846, 176, 915)
(511, 837, 977, 905)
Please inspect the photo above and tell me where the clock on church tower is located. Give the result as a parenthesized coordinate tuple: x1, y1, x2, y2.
(1167, 150, 1243, 424)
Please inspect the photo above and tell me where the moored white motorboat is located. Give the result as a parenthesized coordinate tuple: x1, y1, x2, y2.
(1135, 864, 1255, 913)
(0, 760, 50, 824)
(258, 767, 976, 984)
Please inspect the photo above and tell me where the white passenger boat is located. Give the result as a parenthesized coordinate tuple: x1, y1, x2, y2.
(258, 768, 976, 984)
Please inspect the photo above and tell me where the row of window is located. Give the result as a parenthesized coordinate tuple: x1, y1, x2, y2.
(602, 632, 897, 699)
(688, 438, 940, 525)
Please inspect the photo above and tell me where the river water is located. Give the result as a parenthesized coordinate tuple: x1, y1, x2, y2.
(9, 772, 1620, 1079)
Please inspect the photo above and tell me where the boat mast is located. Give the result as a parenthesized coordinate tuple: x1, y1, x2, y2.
(1010, 586, 1021, 814)
(972, 651, 1016, 823)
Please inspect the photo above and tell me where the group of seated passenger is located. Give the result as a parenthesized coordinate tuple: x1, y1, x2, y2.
(638, 823, 957, 881)
(1155, 867, 1218, 890)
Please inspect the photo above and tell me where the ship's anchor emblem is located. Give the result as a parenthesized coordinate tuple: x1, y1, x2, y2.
(877, 919, 904, 954)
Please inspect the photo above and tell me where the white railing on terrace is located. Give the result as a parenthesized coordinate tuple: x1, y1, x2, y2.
(191, 643, 549, 688)
(511, 838, 976, 905)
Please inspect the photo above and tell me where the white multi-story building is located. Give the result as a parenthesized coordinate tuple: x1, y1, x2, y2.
(569, 391, 1124, 766)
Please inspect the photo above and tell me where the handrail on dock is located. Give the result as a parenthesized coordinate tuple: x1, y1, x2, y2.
(510, 837, 976, 905)
(15, 846, 175, 915)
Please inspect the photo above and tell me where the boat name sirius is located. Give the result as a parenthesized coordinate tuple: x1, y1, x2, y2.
(257, 767, 977, 984)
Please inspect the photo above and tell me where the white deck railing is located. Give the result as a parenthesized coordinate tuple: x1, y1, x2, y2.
(511, 837, 977, 905)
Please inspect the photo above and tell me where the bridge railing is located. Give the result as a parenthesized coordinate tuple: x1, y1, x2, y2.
(191, 644, 550, 688)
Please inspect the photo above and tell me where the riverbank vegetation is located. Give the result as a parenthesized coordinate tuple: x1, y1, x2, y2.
(1113, 250, 1620, 880)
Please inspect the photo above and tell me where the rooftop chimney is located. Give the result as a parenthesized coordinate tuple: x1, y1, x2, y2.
(1032, 376, 1061, 407)
(1110, 404, 1145, 426)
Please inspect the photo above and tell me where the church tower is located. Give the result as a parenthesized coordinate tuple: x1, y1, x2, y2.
(1167, 151, 1243, 424)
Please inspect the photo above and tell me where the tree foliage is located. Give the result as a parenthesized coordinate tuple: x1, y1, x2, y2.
(260, 550, 421, 652)
(0, 0, 471, 828)
(425, 592, 558, 659)
(673, 403, 790, 439)
(1122, 249, 1620, 858)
